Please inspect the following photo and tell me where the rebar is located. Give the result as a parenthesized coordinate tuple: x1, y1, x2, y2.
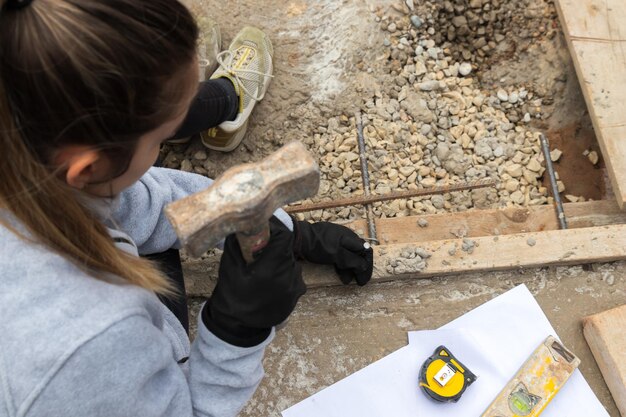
(286, 179, 497, 214)
(540, 133, 568, 229)
(355, 111, 378, 243)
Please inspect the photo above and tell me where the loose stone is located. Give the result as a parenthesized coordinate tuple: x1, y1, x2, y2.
(180, 159, 193, 172)
(550, 149, 563, 162)
(422, 177, 436, 187)
(431, 195, 445, 209)
(459, 62, 472, 76)
(410, 15, 423, 28)
(415, 61, 427, 76)
(418, 80, 441, 91)
(399, 166, 416, 176)
(461, 238, 476, 254)
(505, 179, 519, 192)
(505, 163, 523, 177)
(497, 89, 509, 102)
(526, 158, 542, 172)
(510, 190, 524, 204)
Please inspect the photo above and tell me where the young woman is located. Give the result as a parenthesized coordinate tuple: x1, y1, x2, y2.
(0, 1, 372, 416)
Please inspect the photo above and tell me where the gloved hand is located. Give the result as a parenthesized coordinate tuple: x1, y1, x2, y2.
(293, 220, 373, 286)
(202, 217, 306, 347)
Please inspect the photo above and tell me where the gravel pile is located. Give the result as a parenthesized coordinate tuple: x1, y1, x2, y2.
(417, 0, 557, 65)
(292, 0, 563, 223)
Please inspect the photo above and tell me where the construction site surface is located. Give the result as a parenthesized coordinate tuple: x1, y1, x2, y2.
(169, 0, 626, 415)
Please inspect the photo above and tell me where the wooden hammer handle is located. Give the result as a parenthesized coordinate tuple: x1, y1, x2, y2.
(235, 224, 270, 263)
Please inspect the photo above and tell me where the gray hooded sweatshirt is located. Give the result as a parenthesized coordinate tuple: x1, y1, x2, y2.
(0, 167, 293, 417)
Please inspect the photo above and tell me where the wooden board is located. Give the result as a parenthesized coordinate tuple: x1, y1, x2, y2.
(583, 305, 626, 417)
(303, 224, 626, 287)
(555, 0, 626, 208)
(183, 202, 626, 295)
(343, 200, 626, 245)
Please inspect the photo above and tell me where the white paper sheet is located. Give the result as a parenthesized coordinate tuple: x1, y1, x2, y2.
(282, 285, 609, 417)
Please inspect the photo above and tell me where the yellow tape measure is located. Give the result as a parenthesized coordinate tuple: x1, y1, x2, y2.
(419, 345, 477, 403)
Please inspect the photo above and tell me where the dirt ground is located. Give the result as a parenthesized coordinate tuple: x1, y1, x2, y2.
(188, 261, 626, 417)
(177, 0, 624, 415)
(175, 0, 392, 176)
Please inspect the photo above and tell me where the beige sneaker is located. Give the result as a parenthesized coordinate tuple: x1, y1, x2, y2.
(200, 26, 274, 152)
(167, 16, 221, 144)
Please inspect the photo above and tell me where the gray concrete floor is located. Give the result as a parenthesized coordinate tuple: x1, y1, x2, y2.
(189, 260, 625, 417)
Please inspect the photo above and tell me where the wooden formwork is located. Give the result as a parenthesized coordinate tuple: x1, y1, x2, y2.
(554, 0, 626, 209)
(182, 201, 626, 293)
(303, 201, 626, 287)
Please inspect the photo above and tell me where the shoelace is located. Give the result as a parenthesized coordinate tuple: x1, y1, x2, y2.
(215, 48, 274, 102)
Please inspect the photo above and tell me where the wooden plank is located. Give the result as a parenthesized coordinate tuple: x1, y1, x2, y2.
(303, 224, 626, 287)
(583, 305, 626, 417)
(555, 0, 626, 208)
(567, 41, 626, 128)
(343, 200, 626, 245)
(599, 126, 626, 196)
(555, 0, 626, 41)
(184, 201, 625, 294)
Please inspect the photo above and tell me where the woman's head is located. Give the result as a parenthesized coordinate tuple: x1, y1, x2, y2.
(0, 0, 198, 293)
(2, 0, 198, 194)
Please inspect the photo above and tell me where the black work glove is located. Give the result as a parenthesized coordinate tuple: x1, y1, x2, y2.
(293, 220, 373, 286)
(202, 217, 306, 347)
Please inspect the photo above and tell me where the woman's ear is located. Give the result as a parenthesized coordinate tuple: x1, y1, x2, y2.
(54, 146, 104, 189)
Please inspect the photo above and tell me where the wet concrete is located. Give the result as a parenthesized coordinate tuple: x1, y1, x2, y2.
(189, 260, 625, 417)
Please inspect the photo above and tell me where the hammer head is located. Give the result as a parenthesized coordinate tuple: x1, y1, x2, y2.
(165, 141, 320, 258)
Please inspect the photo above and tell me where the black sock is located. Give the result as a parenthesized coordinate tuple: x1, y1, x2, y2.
(170, 78, 239, 140)
(214, 77, 239, 121)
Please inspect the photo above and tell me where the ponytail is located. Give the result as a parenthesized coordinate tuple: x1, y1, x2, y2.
(0, 82, 176, 296)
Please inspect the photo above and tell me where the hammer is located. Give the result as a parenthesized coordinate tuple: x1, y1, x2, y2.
(165, 141, 320, 261)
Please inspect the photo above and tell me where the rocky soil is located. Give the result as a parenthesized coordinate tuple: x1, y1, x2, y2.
(168, 0, 605, 231)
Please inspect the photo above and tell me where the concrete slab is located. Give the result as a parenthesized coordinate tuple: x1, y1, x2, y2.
(189, 261, 625, 416)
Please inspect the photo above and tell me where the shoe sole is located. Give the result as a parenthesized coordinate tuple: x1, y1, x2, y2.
(166, 137, 191, 144)
(201, 119, 249, 152)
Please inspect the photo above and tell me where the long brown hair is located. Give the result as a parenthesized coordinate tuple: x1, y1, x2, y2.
(0, 0, 198, 294)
